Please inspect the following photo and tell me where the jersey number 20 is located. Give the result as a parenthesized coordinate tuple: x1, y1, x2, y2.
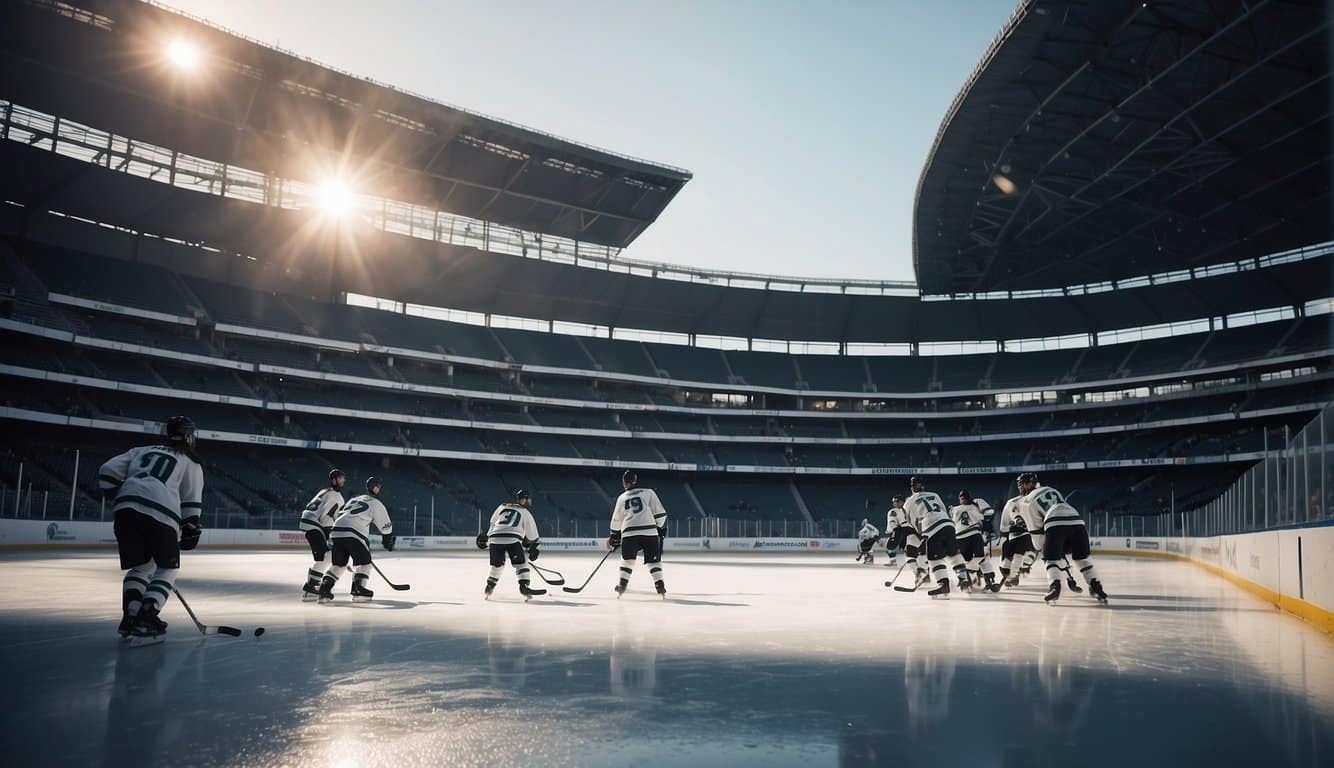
(135, 452, 177, 483)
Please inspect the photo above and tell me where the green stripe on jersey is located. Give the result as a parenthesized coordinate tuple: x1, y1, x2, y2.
(114, 496, 182, 524)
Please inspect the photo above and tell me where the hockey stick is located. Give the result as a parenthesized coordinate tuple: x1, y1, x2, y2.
(171, 586, 242, 637)
(893, 531, 930, 592)
(370, 561, 411, 591)
(883, 560, 909, 589)
(529, 562, 566, 586)
(562, 545, 618, 594)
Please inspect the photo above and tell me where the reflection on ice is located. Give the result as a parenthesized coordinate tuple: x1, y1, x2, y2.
(0, 552, 1329, 767)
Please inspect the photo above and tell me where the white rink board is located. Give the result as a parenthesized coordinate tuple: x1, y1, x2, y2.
(5, 519, 1331, 617)
(1091, 524, 1334, 620)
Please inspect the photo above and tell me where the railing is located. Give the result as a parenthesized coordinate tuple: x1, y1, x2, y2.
(0, 474, 1191, 541)
(0, 485, 870, 540)
(1180, 403, 1332, 536)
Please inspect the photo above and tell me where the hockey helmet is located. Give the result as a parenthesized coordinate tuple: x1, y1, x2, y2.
(622, 469, 638, 487)
(165, 416, 196, 448)
(958, 490, 973, 503)
(329, 469, 346, 488)
(366, 476, 384, 495)
(908, 475, 924, 492)
(514, 488, 531, 505)
(1016, 472, 1038, 488)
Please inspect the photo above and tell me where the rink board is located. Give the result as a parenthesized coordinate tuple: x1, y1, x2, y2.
(3, 518, 1331, 632)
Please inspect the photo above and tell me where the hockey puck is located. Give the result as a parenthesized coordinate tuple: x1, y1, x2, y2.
(254, 627, 266, 637)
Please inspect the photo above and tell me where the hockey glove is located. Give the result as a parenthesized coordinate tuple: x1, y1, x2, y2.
(475, 532, 489, 550)
(981, 518, 994, 535)
(657, 525, 667, 540)
(608, 531, 622, 549)
(527, 543, 540, 561)
(179, 518, 202, 551)
(381, 533, 396, 552)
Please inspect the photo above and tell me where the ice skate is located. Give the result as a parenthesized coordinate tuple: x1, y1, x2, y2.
(655, 581, 667, 600)
(117, 611, 136, 639)
(317, 576, 335, 604)
(614, 580, 628, 598)
(927, 580, 951, 600)
(1089, 579, 1108, 605)
(302, 581, 321, 602)
(351, 573, 374, 602)
(484, 577, 497, 600)
(1044, 580, 1061, 605)
(983, 572, 1001, 593)
(519, 581, 546, 601)
(1066, 577, 1083, 594)
(130, 602, 166, 640)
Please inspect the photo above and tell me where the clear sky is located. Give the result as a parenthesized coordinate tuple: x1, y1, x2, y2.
(161, 0, 1016, 282)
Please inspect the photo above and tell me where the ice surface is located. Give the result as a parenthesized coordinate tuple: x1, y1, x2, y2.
(0, 551, 1331, 767)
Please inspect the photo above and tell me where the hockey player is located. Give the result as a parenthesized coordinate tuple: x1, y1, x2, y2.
(475, 489, 543, 600)
(952, 491, 999, 592)
(885, 495, 923, 580)
(318, 476, 395, 604)
(99, 416, 204, 642)
(299, 469, 346, 600)
(904, 476, 970, 598)
(608, 470, 668, 598)
(1015, 473, 1108, 604)
(856, 518, 880, 564)
(997, 491, 1035, 587)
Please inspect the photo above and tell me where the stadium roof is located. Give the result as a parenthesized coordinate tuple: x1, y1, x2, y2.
(914, 0, 1332, 294)
(0, 0, 692, 249)
(4, 139, 1330, 344)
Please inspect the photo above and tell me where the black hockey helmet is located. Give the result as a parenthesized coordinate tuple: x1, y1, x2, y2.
(1017, 472, 1038, 488)
(329, 469, 346, 488)
(622, 469, 638, 487)
(958, 490, 973, 503)
(909, 475, 924, 492)
(891, 495, 904, 505)
(514, 488, 531, 504)
(366, 476, 383, 495)
(165, 416, 196, 448)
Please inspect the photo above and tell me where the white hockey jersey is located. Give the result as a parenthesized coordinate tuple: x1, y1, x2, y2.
(976, 498, 994, 528)
(611, 487, 667, 538)
(1019, 485, 1084, 532)
(858, 522, 880, 542)
(330, 494, 393, 546)
(487, 503, 541, 544)
(886, 503, 910, 531)
(299, 487, 345, 532)
(905, 491, 953, 538)
(999, 495, 1029, 537)
(951, 503, 986, 539)
(98, 444, 204, 534)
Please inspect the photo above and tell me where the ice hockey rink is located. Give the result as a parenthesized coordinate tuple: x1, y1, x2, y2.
(0, 551, 1330, 767)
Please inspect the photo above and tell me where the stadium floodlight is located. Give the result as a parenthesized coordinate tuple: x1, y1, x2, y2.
(315, 178, 355, 216)
(166, 39, 201, 70)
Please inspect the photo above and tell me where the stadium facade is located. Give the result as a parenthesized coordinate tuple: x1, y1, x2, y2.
(0, 0, 1329, 538)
